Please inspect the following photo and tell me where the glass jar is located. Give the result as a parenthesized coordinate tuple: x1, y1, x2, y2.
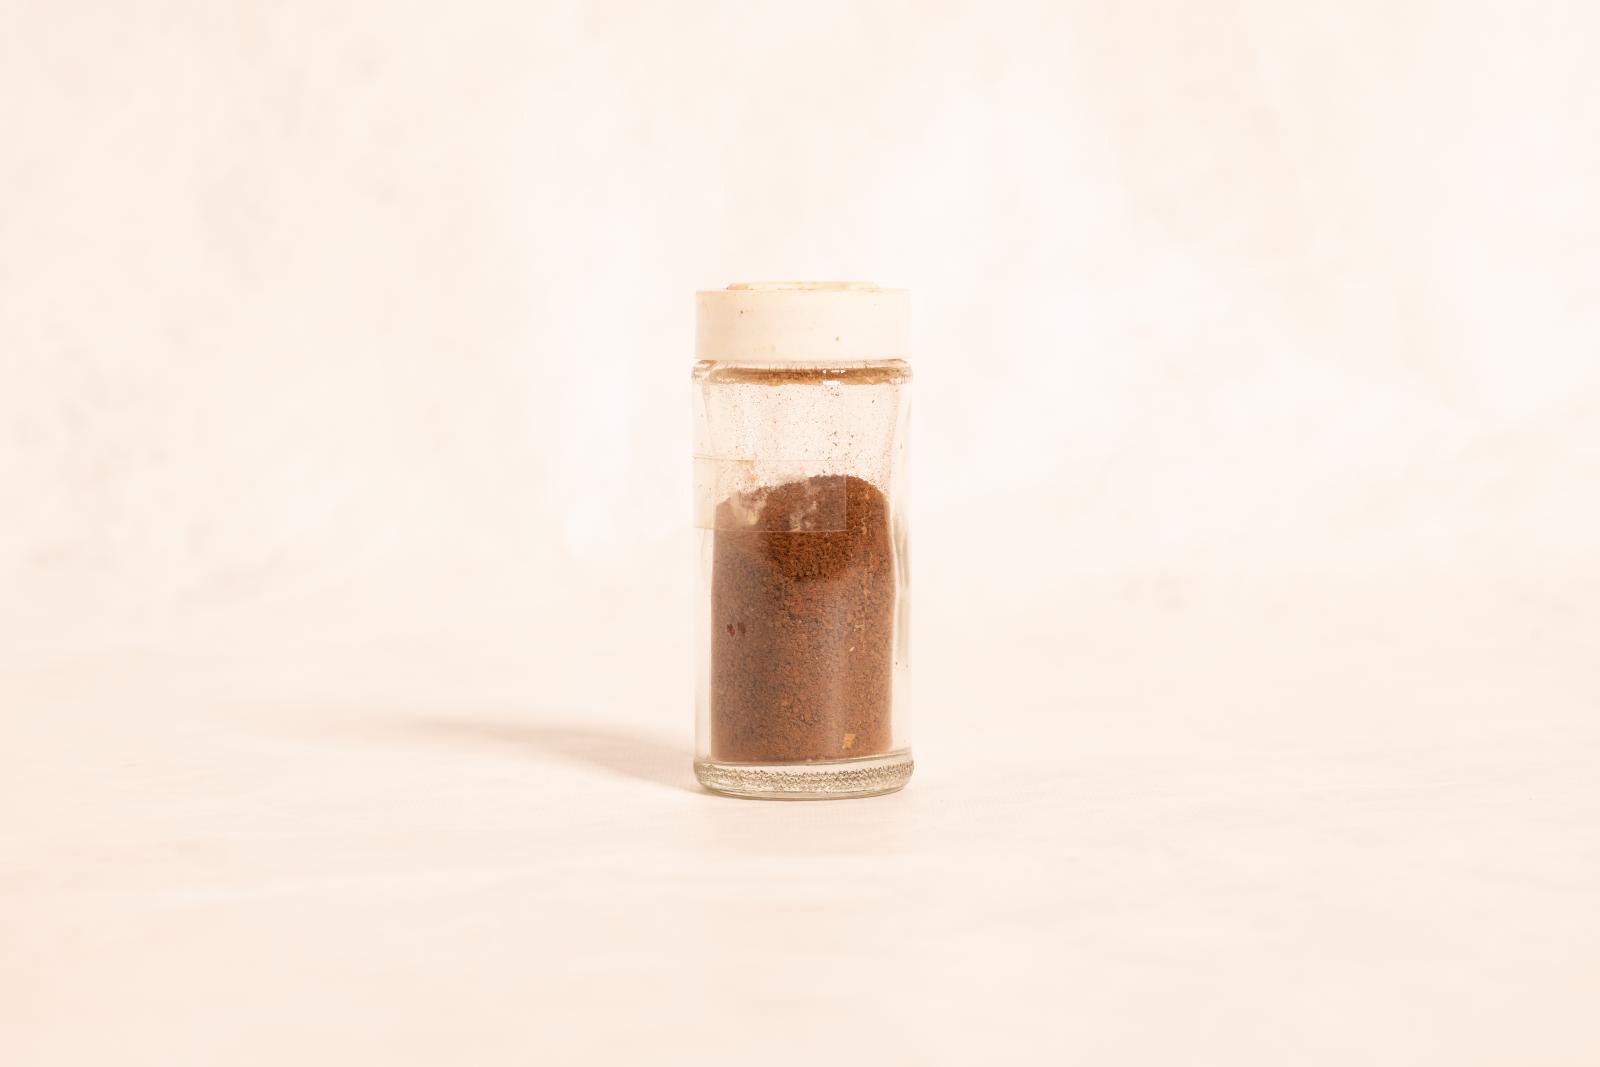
(692, 282, 912, 799)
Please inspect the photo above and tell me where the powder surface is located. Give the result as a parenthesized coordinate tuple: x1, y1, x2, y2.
(710, 474, 895, 763)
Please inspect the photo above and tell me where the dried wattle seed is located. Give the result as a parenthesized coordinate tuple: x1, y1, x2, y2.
(710, 474, 895, 762)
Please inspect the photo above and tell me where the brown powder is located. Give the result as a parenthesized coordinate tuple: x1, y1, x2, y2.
(710, 474, 896, 763)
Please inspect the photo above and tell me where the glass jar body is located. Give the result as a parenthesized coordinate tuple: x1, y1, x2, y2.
(692, 359, 912, 799)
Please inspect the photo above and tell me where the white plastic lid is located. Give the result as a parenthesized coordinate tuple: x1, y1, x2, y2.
(695, 281, 910, 362)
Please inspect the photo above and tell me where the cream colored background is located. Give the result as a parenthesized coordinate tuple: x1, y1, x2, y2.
(3, 2, 1598, 1064)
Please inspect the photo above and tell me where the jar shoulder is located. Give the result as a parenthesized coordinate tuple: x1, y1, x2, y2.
(691, 360, 912, 386)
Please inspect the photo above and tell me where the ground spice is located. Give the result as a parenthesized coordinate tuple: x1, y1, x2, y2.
(710, 474, 895, 763)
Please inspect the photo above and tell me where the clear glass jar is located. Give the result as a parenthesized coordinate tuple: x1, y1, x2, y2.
(692, 283, 912, 799)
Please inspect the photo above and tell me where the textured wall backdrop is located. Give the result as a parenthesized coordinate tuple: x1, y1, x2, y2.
(2, 0, 1597, 678)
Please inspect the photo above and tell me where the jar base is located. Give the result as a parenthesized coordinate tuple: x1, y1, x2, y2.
(695, 751, 913, 800)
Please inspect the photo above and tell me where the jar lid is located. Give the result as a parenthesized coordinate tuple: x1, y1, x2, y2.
(695, 281, 910, 362)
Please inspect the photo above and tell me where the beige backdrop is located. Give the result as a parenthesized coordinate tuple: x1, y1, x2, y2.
(3, 2, 1598, 1064)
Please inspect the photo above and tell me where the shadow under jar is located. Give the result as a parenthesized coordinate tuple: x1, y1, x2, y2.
(693, 283, 912, 799)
